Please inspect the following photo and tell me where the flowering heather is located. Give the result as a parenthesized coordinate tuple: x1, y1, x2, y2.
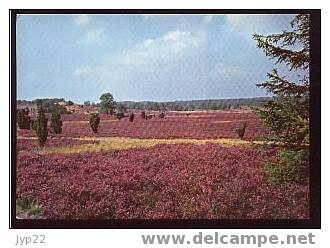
(42, 112, 268, 140)
(17, 111, 269, 140)
(16, 144, 309, 219)
(16, 111, 306, 219)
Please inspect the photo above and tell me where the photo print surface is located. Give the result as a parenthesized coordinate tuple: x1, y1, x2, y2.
(11, 10, 320, 228)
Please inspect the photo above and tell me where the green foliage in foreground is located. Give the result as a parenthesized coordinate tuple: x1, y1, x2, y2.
(264, 149, 309, 185)
(16, 198, 43, 219)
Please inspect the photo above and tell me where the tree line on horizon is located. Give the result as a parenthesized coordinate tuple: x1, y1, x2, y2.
(17, 96, 272, 112)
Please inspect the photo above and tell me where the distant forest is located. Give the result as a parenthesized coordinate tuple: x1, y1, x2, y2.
(119, 97, 272, 111)
(17, 97, 272, 112)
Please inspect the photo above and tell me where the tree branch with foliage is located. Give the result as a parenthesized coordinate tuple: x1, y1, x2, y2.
(253, 14, 310, 146)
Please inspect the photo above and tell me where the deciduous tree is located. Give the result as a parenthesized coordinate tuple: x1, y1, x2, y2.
(99, 92, 116, 115)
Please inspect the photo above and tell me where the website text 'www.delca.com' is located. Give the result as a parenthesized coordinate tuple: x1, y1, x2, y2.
(141, 232, 316, 247)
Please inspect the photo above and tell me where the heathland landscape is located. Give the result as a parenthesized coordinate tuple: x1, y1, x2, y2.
(15, 14, 310, 219)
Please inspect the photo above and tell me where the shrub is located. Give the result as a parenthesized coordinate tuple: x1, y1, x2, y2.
(50, 112, 63, 134)
(66, 100, 74, 106)
(35, 103, 48, 147)
(30, 120, 37, 131)
(159, 112, 165, 119)
(47, 104, 68, 114)
(17, 108, 31, 129)
(235, 122, 247, 139)
(116, 104, 126, 114)
(264, 149, 309, 185)
(116, 112, 125, 120)
(89, 113, 100, 133)
(129, 112, 135, 122)
(141, 111, 146, 119)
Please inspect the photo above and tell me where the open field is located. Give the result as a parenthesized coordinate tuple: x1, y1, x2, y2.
(16, 110, 309, 219)
(18, 110, 269, 139)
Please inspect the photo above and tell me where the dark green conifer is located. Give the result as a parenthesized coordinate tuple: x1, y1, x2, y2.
(253, 14, 310, 146)
(89, 113, 100, 133)
(35, 101, 48, 147)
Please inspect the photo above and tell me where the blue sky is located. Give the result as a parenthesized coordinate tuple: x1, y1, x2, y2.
(17, 14, 297, 103)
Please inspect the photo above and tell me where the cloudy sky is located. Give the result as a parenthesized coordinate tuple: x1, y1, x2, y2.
(17, 14, 295, 103)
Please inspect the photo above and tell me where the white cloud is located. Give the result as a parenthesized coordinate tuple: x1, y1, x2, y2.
(90, 29, 210, 100)
(73, 15, 92, 26)
(118, 30, 206, 66)
(73, 66, 92, 76)
(77, 28, 105, 45)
